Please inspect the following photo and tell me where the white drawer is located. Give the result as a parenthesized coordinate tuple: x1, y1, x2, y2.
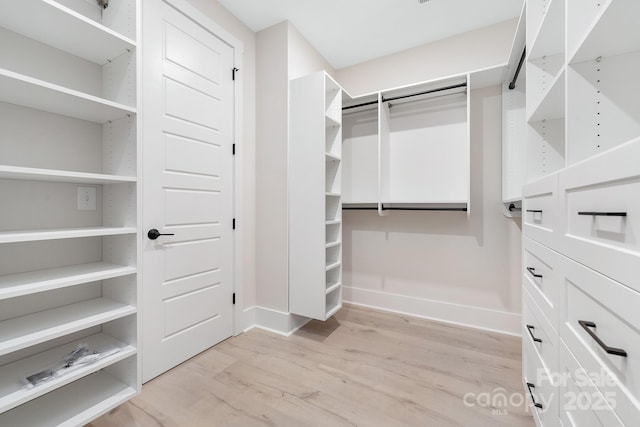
(523, 173, 559, 248)
(559, 342, 624, 427)
(524, 288, 559, 375)
(559, 256, 640, 426)
(523, 332, 560, 427)
(559, 137, 640, 293)
(523, 236, 560, 328)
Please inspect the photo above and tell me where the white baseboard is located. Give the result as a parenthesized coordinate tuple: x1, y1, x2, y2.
(343, 286, 521, 336)
(242, 306, 310, 336)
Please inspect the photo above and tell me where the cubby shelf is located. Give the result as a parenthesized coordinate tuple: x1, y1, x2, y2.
(325, 152, 341, 162)
(0, 262, 136, 300)
(0, 371, 136, 427)
(325, 282, 341, 295)
(0, 297, 136, 357)
(0, 227, 137, 244)
(325, 262, 341, 272)
(569, 0, 640, 64)
(325, 303, 342, 319)
(0, 333, 135, 413)
(0, 68, 136, 124)
(325, 192, 341, 197)
(528, 0, 565, 59)
(0, 165, 136, 184)
(0, 0, 136, 65)
(528, 68, 565, 122)
(325, 220, 341, 226)
(325, 241, 341, 249)
(325, 114, 341, 129)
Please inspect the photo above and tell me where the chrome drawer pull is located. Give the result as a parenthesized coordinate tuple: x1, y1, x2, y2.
(526, 325, 542, 343)
(578, 211, 627, 217)
(578, 320, 628, 357)
(526, 383, 543, 409)
(526, 267, 543, 278)
(526, 209, 543, 213)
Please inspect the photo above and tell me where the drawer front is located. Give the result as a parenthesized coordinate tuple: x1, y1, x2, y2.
(559, 256, 640, 425)
(559, 138, 640, 293)
(523, 236, 560, 328)
(524, 288, 559, 375)
(559, 342, 624, 427)
(523, 173, 559, 248)
(523, 334, 560, 427)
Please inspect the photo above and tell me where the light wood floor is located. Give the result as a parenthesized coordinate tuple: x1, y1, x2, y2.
(90, 305, 535, 427)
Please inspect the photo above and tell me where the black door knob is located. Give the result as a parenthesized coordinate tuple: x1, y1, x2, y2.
(148, 229, 175, 240)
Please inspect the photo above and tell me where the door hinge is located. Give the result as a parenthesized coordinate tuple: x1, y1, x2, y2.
(232, 293, 236, 305)
(232, 67, 239, 81)
(232, 218, 236, 230)
(232, 143, 236, 155)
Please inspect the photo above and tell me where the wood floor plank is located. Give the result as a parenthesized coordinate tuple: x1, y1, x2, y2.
(89, 304, 535, 427)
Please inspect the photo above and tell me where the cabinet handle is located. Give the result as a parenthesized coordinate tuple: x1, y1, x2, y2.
(578, 211, 627, 217)
(147, 229, 175, 240)
(526, 209, 543, 213)
(526, 267, 543, 278)
(526, 325, 542, 343)
(526, 383, 543, 409)
(578, 320, 627, 357)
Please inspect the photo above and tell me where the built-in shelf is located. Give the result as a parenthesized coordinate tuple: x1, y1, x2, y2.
(528, 69, 565, 122)
(0, 165, 136, 184)
(325, 220, 341, 226)
(325, 262, 341, 272)
(0, 227, 137, 244)
(0, 333, 135, 413)
(0, 0, 136, 65)
(0, 68, 136, 123)
(325, 192, 341, 197)
(325, 152, 341, 162)
(529, 0, 565, 59)
(325, 114, 341, 128)
(0, 371, 136, 427)
(325, 241, 341, 249)
(570, 1, 640, 64)
(0, 262, 136, 300)
(0, 297, 136, 356)
(325, 303, 342, 319)
(325, 282, 341, 295)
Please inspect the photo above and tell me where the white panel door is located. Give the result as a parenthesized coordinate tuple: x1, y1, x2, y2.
(142, 0, 235, 382)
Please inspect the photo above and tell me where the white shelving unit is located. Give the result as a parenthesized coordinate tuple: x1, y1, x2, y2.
(0, 0, 140, 424)
(289, 71, 343, 321)
(501, 3, 526, 216)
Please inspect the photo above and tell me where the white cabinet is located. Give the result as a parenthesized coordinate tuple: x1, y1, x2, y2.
(289, 71, 343, 321)
(0, 0, 140, 424)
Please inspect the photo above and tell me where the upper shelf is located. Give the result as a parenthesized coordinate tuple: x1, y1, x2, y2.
(569, 0, 640, 64)
(0, 68, 136, 123)
(0, 165, 136, 184)
(528, 68, 565, 122)
(529, 0, 565, 59)
(0, 0, 136, 65)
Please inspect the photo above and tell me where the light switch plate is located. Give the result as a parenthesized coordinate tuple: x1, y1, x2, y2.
(77, 186, 97, 211)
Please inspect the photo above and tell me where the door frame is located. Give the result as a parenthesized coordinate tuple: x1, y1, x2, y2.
(143, 0, 245, 340)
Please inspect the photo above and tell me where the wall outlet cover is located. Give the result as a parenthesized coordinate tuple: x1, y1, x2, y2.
(77, 186, 97, 211)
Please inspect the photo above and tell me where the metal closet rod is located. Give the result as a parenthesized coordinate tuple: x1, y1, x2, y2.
(342, 82, 468, 111)
(343, 205, 468, 212)
(509, 47, 526, 90)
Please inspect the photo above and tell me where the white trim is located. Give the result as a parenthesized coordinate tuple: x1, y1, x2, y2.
(244, 306, 310, 337)
(162, 0, 246, 337)
(343, 286, 521, 337)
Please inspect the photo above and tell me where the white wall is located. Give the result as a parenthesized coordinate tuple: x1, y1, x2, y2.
(336, 19, 518, 97)
(185, 0, 257, 310)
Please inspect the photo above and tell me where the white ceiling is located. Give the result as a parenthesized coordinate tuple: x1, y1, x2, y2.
(218, 0, 524, 69)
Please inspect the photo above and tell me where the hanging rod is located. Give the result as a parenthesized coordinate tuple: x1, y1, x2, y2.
(343, 205, 467, 212)
(342, 82, 468, 111)
(508, 47, 526, 90)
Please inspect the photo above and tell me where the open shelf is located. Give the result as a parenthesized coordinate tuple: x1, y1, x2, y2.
(0, 333, 135, 413)
(325, 114, 341, 129)
(0, 0, 136, 65)
(0, 262, 136, 300)
(325, 241, 341, 249)
(325, 300, 342, 319)
(325, 192, 341, 197)
(569, 0, 640, 64)
(0, 165, 136, 184)
(325, 282, 341, 295)
(0, 68, 136, 123)
(0, 227, 137, 244)
(325, 220, 341, 226)
(325, 152, 341, 162)
(0, 297, 135, 357)
(0, 370, 136, 427)
(528, 69, 565, 122)
(325, 261, 341, 272)
(528, 0, 565, 59)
